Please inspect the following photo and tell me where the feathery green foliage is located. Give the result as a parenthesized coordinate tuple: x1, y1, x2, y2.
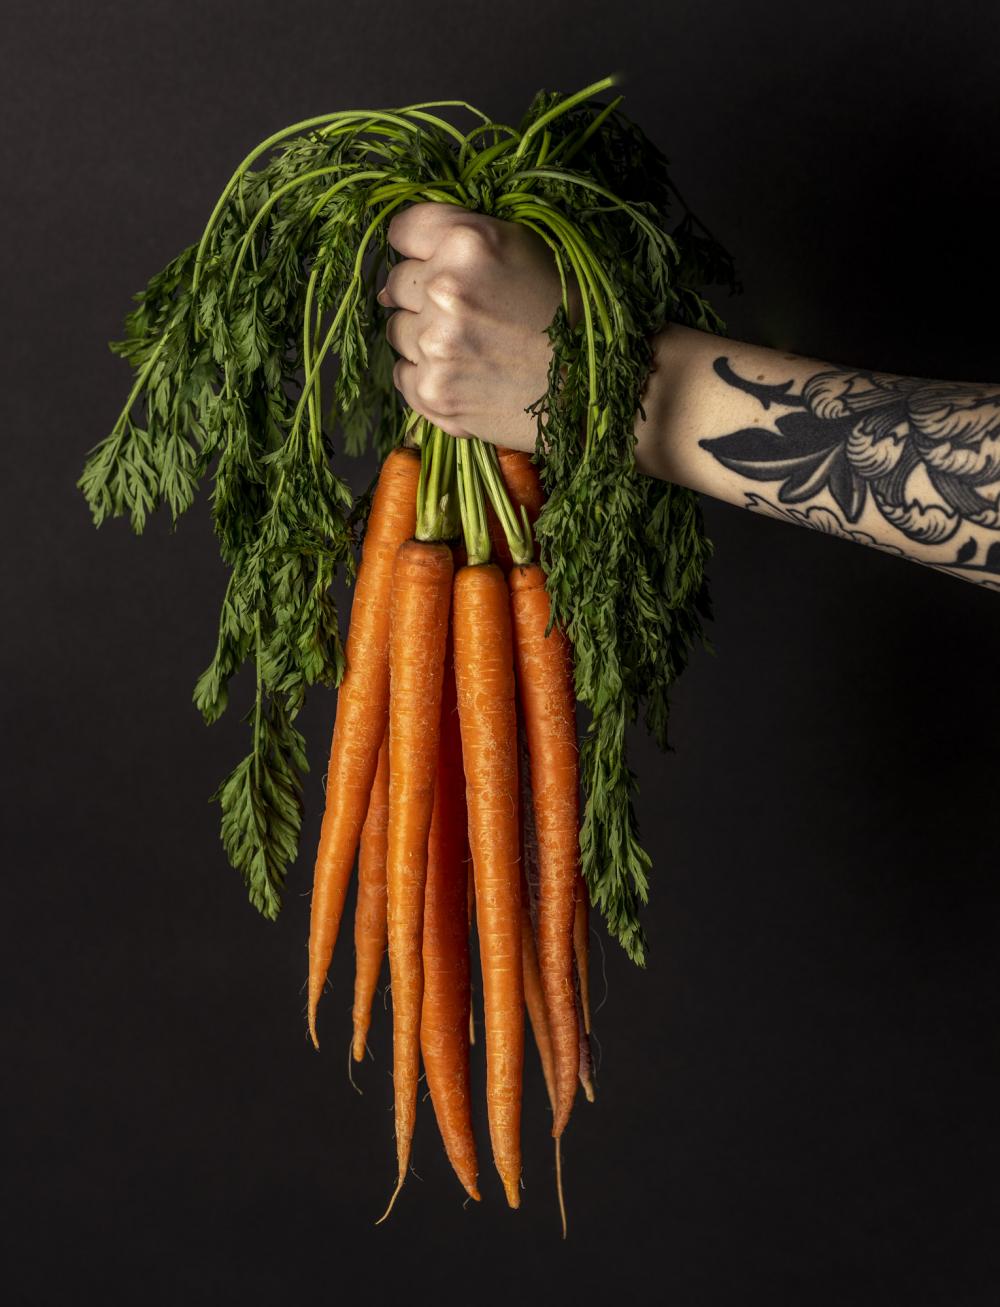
(78, 75, 739, 956)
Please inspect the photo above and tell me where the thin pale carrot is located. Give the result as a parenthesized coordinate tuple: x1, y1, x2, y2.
(350, 731, 390, 1063)
(517, 720, 556, 1113)
(573, 869, 592, 1037)
(307, 447, 420, 1048)
(453, 561, 524, 1209)
(520, 708, 570, 1236)
(521, 871, 557, 1116)
(382, 538, 454, 1211)
(577, 990, 596, 1103)
(524, 867, 570, 1240)
(420, 639, 479, 1201)
(467, 862, 476, 1046)
(577, 967, 593, 1108)
(509, 562, 580, 1137)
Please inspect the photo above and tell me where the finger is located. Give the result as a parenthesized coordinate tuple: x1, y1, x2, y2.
(385, 308, 421, 365)
(377, 258, 425, 313)
(391, 357, 470, 440)
(386, 201, 478, 261)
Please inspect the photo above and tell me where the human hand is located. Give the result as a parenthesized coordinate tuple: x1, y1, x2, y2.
(376, 202, 582, 451)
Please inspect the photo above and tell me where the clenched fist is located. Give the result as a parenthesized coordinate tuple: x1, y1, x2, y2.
(376, 202, 582, 451)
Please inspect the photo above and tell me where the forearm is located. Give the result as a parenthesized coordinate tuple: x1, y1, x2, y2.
(638, 323, 1000, 590)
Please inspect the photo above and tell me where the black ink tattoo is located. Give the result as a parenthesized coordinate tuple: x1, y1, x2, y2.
(700, 358, 1000, 581)
(742, 493, 1000, 592)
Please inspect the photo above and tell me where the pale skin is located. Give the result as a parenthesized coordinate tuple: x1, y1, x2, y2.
(378, 203, 1000, 591)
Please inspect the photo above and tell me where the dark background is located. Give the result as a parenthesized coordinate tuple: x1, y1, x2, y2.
(4, 2, 999, 1303)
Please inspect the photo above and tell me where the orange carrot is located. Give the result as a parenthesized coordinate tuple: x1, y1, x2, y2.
(519, 703, 571, 1235)
(467, 862, 476, 1046)
(384, 538, 454, 1207)
(307, 447, 420, 1048)
(453, 562, 524, 1209)
(498, 448, 545, 524)
(509, 562, 579, 1138)
(420, 639, 479, 1201)
(466, 861, 475, 935)
(516, 719, 555, 1112)
(350, 732, 390, 1062)
(573, 870, 592, 1038)
(521, 871, 557, 1115)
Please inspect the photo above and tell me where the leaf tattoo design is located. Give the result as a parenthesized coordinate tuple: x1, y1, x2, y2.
(742, 494, 1000, 591)
(701, 358, 1000, 547)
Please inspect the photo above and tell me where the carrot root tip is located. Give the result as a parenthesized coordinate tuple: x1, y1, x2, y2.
(374, 1175, 405, 1226)
(347, 1040, 363, 1096)
(307, 1008, 320, 1050)
(555, 1137, 568, 1240)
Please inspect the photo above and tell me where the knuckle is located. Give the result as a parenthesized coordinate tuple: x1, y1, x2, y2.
(416, 367, 457, 415)
(417, 324, 460, 361)
(426, 271, 469, 308)
(443, 221, 495, 261)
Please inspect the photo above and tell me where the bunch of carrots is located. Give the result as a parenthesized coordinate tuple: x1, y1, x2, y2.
(77, 77, 736, 1232)
(307, 422, 594, 1221)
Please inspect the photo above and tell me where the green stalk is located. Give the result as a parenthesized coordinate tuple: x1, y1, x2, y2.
(455, 438, 490, 565)
(460, 132, 521, 184)
(416, 423, 459, 542)
(497, 194, 615, 338)
(191, 109, 445, 298)
(91, 316, 179, 465)
(507, 167, 679, 256)
(302, 258, 324, 460)
(497, 199, 603, 453)
(288, 194, 410, 446)
(512, 75, 618, 163)
(472, 439, 532, 565)
(547, 94, 624, 167)
(457, 122, 520, 177)
(224, 166, 382, 304)
(399, 97, 493, 125)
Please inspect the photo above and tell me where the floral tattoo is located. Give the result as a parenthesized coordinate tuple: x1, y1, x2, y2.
(700, 358, 1000, 583)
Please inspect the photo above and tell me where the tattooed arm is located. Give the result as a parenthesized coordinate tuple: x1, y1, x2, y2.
(638, 323, 1000, 590)
(375, 207, 999, 588)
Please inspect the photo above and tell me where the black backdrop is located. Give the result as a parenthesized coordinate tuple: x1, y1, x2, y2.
(4, 3, 1000, 1304)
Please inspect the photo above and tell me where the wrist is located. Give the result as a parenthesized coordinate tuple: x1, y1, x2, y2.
(633, 322, 703, 483)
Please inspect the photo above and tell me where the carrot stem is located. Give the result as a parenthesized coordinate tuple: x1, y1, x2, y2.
(472, 439, 532, 565)
(455, 439, 490, 566)
(416, 424, 459, 542)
